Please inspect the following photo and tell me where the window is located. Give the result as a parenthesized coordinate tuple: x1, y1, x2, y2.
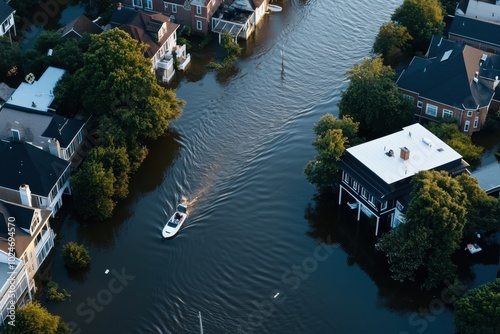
(464, 120, 470, 132)
(425, 104, 438, 117)
(164, 2, 168, 10)
(172, 4, 177, 12)
(417, 101, 423, 108)
(367, 194, 376, 206)
(381, 201, 388, 210)
(197, 5, 201, 14)
(361, 188, 367, 199)
(474, 116, 479, 128)
(342, 172, 350, 184)
(11, 129, 20, 140)
(396, 201, 404, 211)
(134, 0, 142, 6)
(352, 180, 358, 191)
(467, 110, 473, 117)
(146, 0, 152, 9)
(442, 109, 453, 118)
(196, 20, 202, 30)
(2, 18, 10, 33)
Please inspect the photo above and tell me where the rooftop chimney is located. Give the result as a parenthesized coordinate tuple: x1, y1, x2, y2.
(400, 147, 410, 160)
(20, 184, 32, 207)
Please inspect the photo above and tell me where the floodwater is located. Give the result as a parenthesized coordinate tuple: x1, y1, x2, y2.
(37, 0, 499, 333)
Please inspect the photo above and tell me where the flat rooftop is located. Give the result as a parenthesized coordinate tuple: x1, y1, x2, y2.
(346, 123, 463, 185)
(7, 67, 65, 112)
(471, 162, 500, 193)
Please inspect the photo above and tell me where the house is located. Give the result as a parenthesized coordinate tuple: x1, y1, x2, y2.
(471, 162, 500, 196)
(0, 108, 87, 167)
(0, 0, 16, 38)
(456, 0, 500, 24)
(448, 15, 500, 55)
(396, 36, 500, 135)
(59, 14, 103, 38)
(0, 66, 89, 166)
(108, 5, 190, 83)
(338, 123, 469, 236)
(0, 249, 31, 325)
(211, 0, 268, 42)
(0, 83, 14, 107)
(0, 200, 55, 325)
(4, 66, 65, 113)
(0, 140, 71, 217)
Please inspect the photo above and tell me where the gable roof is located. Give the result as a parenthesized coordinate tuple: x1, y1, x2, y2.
(41, 114, 86, 148)
(109, 7, 179, 59)
(0, 1, 14, 25)
(396, 36, 495, 110)
(0, 140, 69, 196)
(449, 15, 500, 49)
(0, 82, 14, 102)
(61, 14, 103, 38)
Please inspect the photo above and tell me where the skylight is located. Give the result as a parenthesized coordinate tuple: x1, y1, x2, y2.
(441, 50, 452, 62)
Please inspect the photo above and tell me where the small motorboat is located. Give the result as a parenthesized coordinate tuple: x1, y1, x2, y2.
(465, 243, 482, 254)
(268, 4, 282, 12)
(162, 203, 188, 238)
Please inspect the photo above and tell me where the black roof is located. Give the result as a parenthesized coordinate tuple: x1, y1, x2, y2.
(0, 1, 14, 25)
(41, 114, 86, 148)
(397, 36, 495, 109)
(0, 200, 34, 239)
(0, 140, 69, 196)
(449, 15, 500, 48)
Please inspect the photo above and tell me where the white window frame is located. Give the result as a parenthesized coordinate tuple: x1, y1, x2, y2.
(464, 120, 470, 132)
(11, 129, 20, 140)
(164, 2, 168, 10)
(467, 110, 473, 117)
(172, 4, 177, 13)
(145, 0, 153, 9)
(196, 5, 202, 14)
(442, 109, 453, 118)
(417, 101, 423, 109)
(352, 180, 358, 191)
(134, 0, 142, 7)
(196, 20, 202, 30)
(367, 194, 376, 206)
(381, 201, 388, 210)
(361, 188, 367, 199)
(396, 201, 404, 211)
(473, 116, 479, 128)
(425, 104, 438, 117)
(342, 172, 350, 184)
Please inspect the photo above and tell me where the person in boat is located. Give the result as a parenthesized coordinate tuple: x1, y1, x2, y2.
(175, 212, 182, 220)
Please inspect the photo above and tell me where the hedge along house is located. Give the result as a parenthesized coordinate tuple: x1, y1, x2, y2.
(0, 140, 71, 217)
(0, 199, 54, 324)
(396, 35, 500, 135)
(338, 123, 470, 236)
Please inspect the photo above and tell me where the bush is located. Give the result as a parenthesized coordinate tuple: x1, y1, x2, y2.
(46, 281, 71, 302)
(62, 242, 91, 270)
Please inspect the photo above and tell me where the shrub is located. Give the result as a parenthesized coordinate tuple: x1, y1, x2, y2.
(62, 242, 91, 270)
(46, 281, 71, 302)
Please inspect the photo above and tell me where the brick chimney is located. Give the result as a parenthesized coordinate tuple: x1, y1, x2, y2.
(400, 147, 410, 160)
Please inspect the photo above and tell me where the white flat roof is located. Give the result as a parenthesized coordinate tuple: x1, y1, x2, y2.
(346, 123, 463, 184)
(8, 67, 65, 112)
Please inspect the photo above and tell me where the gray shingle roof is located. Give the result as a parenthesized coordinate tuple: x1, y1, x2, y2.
(397, 36, 495, 109)
(449, 15, 500, 48)
(0, 140, 69, 197)
(0, 1, 14, 26)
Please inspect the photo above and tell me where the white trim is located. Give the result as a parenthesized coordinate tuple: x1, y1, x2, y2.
(425, 104, 438, 117)
(464, 120, 470, 132)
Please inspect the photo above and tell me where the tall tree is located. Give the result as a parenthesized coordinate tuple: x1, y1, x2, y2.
(373, 22, 413, 66)
(304, 114, 361, 192)
(0, 36, 21, 81)
(376, 170, 468, 289)
(2, 301, 70, 334)
(391, 0, 445, 53)
(454, 279, 500, 334)
(338, 56, 414, 137)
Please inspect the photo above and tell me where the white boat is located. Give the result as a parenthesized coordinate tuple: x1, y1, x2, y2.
(465, 243, 482, 254)
(268, 4, 282, 12)
(162, 203, 188, 238)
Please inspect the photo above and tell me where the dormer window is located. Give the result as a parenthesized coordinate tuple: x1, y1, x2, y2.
(11, 129, 20, 140)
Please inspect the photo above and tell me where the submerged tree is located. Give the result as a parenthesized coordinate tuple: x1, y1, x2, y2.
(304, 114, 361, 192)
(338, 56, 414, 137)
(372, 22, 413, 66)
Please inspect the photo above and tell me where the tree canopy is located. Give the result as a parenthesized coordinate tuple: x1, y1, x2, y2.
(454, 279, 500, 334)
(391, 0, 445, 53)
(304, 114, 361, 192)
(372, 22, 413, 66)
(2, 301, 70, 334)
(376, 170, 468, 289)
(338, 56, 414, 137)
(0, 36, 21, 81)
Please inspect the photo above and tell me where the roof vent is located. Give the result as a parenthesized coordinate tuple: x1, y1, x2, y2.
(481, 54, 487, 61)
(385, 149, 394, 157)
(422, 137, 433, 147)
(437, 148, 444, 152)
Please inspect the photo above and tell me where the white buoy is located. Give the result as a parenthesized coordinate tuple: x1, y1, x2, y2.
(105, 269, 110, 274)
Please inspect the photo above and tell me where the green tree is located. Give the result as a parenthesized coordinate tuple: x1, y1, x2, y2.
(376, 170, 468, 289)
(338, 56, 414, 136)
(304, 114, 361, 192)
(62, 241, 91, 270)
(391, 0, 445, 53)
(454, 279, 500, 334)
(70, 160, 116, 221)
(372, 22, 413, 66)
(456, 174, 500, 237)
(0, 36, 21, 81)
(426, 122, 483, 163)
(45, 281, 71, 302)
(2, 301, 70, 334)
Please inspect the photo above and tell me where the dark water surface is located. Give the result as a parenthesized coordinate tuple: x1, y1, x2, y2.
(42, 0, 498, 333)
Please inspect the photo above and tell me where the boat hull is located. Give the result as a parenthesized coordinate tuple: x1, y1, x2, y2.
(162, 203, 188, 238)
